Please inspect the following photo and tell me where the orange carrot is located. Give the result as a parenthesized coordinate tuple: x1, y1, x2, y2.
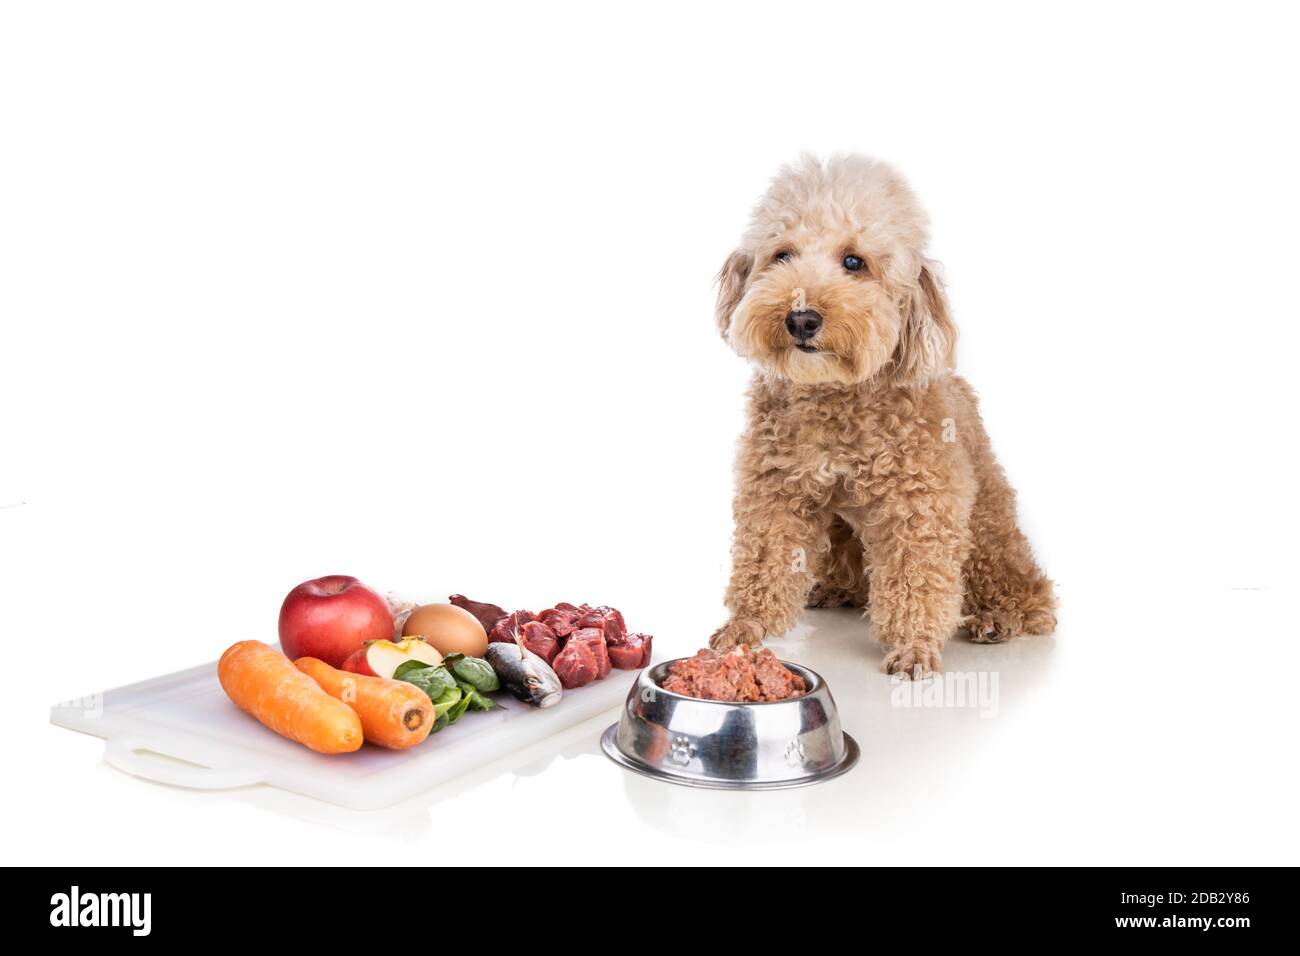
(218, 641, 362, 755)
(295, 656, 433, 750)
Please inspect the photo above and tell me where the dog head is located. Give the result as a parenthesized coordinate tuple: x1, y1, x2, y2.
(716, 154, 955, 388)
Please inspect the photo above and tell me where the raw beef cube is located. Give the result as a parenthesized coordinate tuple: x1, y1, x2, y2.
(635, 633, 652, 666)
(600, 607, 627, 645)
(538, 603, 582, 639)
(577, 605, 627, 645)
(552, 637, 598, 689)
(519, 620, 559, 664)
(488, 610, 537, 644)
(608, 632, 652, 669)
(567, 627, 610, 678)
(607, 642, 642, 669)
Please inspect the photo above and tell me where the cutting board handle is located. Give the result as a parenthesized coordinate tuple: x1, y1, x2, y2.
(104, 737, 265, 790)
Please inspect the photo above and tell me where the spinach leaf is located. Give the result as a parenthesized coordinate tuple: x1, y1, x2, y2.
(446, 689, 474, 725)
(396, 658, 496, 737)
(448, 654, 500, 693)
(395, 663, 458, 703)
(432, 684, 462, 716)
(392, 660, 429, 680)
(455, 678, 497, 713)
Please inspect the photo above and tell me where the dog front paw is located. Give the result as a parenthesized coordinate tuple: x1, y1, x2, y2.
(882, 642, 942, 679)
(708, 618, 764, 651)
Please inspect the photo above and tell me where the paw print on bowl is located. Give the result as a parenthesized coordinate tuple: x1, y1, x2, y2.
(784, 738, 806, 767)
(669, 735, 696, 766)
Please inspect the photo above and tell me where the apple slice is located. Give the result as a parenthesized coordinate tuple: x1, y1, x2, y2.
(341, 637, 443, 680)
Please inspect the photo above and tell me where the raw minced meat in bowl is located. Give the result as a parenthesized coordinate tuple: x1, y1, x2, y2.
(659, 645, 808, 702)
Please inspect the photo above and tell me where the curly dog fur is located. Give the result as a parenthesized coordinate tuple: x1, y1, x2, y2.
(709, 154, 1056, 678)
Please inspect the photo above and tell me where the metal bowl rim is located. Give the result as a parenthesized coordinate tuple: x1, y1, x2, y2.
(641, 657, 826, 707)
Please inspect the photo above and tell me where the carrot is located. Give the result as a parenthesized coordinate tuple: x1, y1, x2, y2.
(295, 656, 433, 750)
(218, 641, 362, 755)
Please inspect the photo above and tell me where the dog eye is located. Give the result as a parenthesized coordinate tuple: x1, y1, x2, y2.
(842, 254, 865, 272)
(773, 250, 793, 263)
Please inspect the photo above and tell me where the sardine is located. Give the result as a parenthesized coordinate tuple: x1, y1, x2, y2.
(484, 640, 563, 708)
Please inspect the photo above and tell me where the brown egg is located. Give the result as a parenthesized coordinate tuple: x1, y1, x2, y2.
(402, 603, 489, 658)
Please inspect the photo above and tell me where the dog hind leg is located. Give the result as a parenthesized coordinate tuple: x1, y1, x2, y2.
(962, 483, 1057, 642)
(955, 388, 1057, 642)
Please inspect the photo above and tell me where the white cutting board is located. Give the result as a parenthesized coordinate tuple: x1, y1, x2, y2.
(49, 649, 642, 810)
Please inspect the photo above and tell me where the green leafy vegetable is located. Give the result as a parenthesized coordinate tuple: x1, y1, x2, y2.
(442, 652, 500, 693)
(446, 690, 474, 724)
(392, 660, 429, 680)
(393, 655, 499, 736)
(394, 662, 458, 703)
(432, 684, 462, 716)
(456, 678, 497, 713)
(428, 685, 468, 734)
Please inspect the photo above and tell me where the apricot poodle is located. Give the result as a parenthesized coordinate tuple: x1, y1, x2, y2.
(709, 154, 1056, 678)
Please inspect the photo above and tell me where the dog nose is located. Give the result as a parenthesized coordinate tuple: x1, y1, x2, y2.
(785, 309, 823, 341)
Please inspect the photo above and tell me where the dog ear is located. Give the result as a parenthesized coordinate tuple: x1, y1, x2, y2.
(890, 258, 957, 387)
(714, 250, 752, 339)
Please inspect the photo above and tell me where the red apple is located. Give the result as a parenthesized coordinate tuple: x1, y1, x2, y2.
(341, 637, 443, 679)
(278, 575, 394, 668)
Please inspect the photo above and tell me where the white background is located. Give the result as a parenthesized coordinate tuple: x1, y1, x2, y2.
(3, 0, 1298, 864)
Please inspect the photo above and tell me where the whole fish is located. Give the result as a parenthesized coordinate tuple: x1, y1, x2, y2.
(484, 640, 563, 708)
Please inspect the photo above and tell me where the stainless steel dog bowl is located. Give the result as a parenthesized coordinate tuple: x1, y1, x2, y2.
(600, 659, 858, 790)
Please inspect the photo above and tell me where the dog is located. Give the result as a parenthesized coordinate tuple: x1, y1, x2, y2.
(709, 154, 1056, 678)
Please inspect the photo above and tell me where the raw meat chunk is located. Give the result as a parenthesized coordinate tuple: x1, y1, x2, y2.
(519, 620, 560, 664)
(566, 627, 610, 678)
(577, 605, 627, 645)
(608, 632, 653, 669)
(448, 594, 509, 633)
(451, 593, 647, 686)
(538, 603, 583, 639)
(488, 610, 537, 644)
(552, 637, 599, 688)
